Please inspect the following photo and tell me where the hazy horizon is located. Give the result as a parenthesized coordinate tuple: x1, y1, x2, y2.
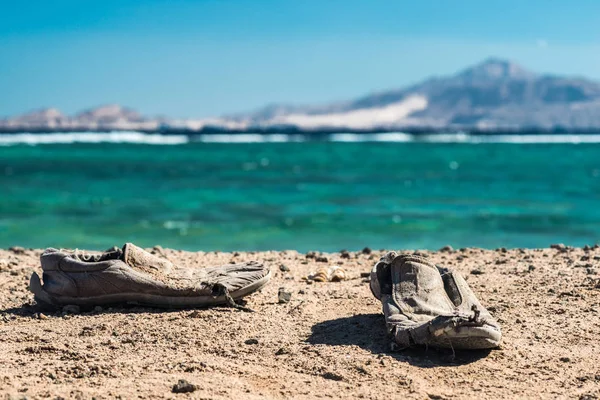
(2, 0, 600, 119)
(0, 57, 571, 119)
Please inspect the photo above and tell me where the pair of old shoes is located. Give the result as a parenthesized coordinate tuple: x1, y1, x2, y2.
(30, 243, 501, 350)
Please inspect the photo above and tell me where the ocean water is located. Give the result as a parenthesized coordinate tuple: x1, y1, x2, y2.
(1, 134, 600, 252)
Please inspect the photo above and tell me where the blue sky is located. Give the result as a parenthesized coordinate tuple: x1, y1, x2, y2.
(1, 0, 599, 118)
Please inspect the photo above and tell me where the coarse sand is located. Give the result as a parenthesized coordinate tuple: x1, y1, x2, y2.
(1, 245, 599, 399)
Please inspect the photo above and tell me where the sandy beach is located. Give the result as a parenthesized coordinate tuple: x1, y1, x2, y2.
(1, 245, 599, 399)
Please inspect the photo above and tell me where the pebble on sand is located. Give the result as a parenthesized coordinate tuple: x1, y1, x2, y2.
(275, 347, 290, 356)
(9, 246, 25, 254)
(322, 372, 344, 381)
(62, 305, 81, 314)
(172, 379, 197, 393)
(550, 243, 567, 252)
(278, 287, 292, 303)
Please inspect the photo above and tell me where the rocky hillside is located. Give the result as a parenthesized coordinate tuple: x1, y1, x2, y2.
(240, 58, 600, 131)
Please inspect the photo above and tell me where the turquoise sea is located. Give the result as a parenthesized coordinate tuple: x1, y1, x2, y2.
(1, 135, 600, 252)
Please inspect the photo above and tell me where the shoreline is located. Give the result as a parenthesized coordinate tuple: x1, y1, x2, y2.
(3, 127, 600, 135)
(5, 130, 600, 146)
(1, 246, 599, 398)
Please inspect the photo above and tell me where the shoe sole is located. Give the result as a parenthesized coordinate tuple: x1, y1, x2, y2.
(30, 270, 271, 309)
(428, 326, 502, 350)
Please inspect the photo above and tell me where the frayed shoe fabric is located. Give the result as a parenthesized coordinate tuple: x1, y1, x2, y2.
(30, 243, 271, 309)
(370, 252, 501, 350)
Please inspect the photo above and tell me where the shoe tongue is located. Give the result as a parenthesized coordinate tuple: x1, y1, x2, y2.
(390, 255, 456, 314)
(122, 243, 173, 274)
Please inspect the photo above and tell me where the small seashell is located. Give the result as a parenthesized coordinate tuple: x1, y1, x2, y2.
(329, 266, 346, 282)
(312, 267, 329, 282)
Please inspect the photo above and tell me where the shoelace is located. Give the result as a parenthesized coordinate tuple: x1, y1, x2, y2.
(60, 247, 122, 262)
(213, 283, 255, 313)
(58, 248, 97, 262)
(469, 305, 481, 323)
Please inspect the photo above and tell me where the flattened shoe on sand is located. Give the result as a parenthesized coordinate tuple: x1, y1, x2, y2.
(30, 243, 271, 308)
(370, 252, 501, 350)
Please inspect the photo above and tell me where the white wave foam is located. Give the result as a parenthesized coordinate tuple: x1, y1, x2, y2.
(2, 131, 600, 145)
(334, 133, 600, 143)
(417, 133, 471, 143)
(196, 134, 306, 143)
(467, 134, 600, 144)
(330, 133, 414, 142)
(0, 132, 189, 145)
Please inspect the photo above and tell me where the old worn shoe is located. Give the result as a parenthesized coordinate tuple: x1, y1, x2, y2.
(30, 243, 271, 308)
(370, 252, 501, 350)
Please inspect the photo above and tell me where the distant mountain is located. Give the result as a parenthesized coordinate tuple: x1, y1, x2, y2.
(74, 104, 144, 124)
(3, 58, 600, 133)
(238, 58, 600, 131)
(1, 104, 160, 131)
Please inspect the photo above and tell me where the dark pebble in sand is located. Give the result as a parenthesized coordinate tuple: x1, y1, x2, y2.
(559, 357, 571, 363)
(439, 245, 453, 252)
(362, 247, 372, 255)
(9, 246, 25, 254)
(62, 305, 80, 314)
(550, 243, 567, 252)
(244, 338, 259, 345)
(306, 251, 317, 259)
(471, 269, 484, 275)
(275, 347, 290, 356)
(315, 256, 328, 263)
(322, 372, 344, 381)
(528, 265, 536, 272)
(340, 250, 350, 258)
(278, 287, 292, 303)
(279, 264, 290, 272)
(172, 379, 197, 393)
